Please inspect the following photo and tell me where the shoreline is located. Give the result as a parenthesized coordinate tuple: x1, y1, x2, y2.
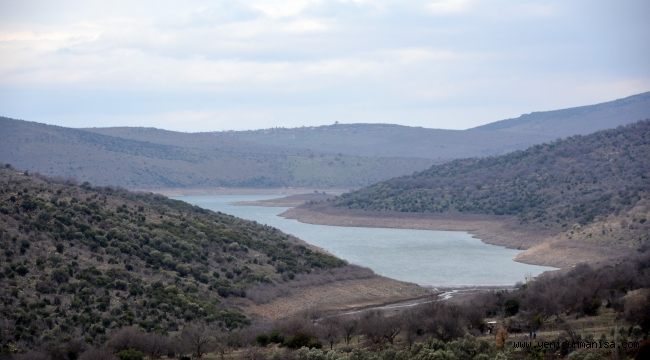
(279, 206, 621, 269)
(136, 187, 350, 197)
(166, 190, 626, 271)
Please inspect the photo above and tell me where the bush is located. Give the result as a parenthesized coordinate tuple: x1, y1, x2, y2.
(284, 333, 321, 349)
(256, 334, 270, 347)
(116, 348, 144, 360)
(504, 299, 520, 316)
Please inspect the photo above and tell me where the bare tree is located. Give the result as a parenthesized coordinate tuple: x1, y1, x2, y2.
(360, 311, 401, 346)
(181, 322, 213, 359)
(13, 351, 49, 360)
(381, 316, 402, 345)
(142, 333, 170, 359)
(106, 326, 145, 352)
(420, 302, 464, 341)
(79, 348, 117, 360)
(318, 317, 341, 350)
(341, 317, 358, 345)
(211, 328, 236, 360)
(401, 309, 421, 349)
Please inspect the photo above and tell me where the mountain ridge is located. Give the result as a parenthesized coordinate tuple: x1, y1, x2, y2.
(2, 92, 649, 189)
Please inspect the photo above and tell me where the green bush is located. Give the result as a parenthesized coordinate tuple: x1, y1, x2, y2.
(284, 333, 322, 349)
(116, 348, 144, 360)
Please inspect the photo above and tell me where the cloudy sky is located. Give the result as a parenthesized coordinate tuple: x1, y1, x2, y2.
(1, 0, 648, 131)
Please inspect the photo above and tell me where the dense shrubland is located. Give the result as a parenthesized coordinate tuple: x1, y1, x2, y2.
(0, 166, 345, 349)
(4, 250, 648, 359)
(333, 121, 650, 247)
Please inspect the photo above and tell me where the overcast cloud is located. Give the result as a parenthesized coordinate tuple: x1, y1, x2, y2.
(0, 0, 648, 131)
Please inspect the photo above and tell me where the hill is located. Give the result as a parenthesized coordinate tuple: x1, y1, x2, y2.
(0, 165, 348, 346)
(2, 92, 648, 190)
(330, 121, 650, 250)
(0, 118, 432, 188)
(470, 91, 650, 137)
(88, 92, 650, 161)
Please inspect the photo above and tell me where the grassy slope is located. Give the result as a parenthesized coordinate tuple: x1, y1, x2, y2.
(332, 121, 650, 249)
(0, 166, 345, 345)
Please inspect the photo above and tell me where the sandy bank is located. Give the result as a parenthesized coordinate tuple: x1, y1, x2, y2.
(137, 187, 349, 197)
(241, 275, 431, 320)
(234, 193, 338, 207)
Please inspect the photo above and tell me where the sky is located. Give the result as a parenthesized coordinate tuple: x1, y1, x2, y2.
(0, 0, 649, 132)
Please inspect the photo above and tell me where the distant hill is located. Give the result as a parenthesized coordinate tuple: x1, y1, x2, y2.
(331, 121, 650, 248)
(470, 91, 650, 137)
(0, 117, 432, 188)
(88, 92, 650, 161)
(2, 92, 649, 189)
(0, 166, 346, 346)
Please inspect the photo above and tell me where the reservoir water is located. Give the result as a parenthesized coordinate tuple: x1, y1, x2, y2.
(175, 195, 555, 287)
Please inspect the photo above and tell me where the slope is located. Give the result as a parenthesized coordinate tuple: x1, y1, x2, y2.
(329, 121, 650, 251)
(89, 92, 650, 160)
(0, 166, 346, 346)
(0, 117, 432, 188)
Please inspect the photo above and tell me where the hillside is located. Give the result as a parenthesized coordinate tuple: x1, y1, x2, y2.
(88, 92, 650, 161)
(0, 117, 432, 188)
(331, 121, 650, 249)
(2, 93, 647, 190)
(0, 166, 348, 346)
(471, 91, 650, 137)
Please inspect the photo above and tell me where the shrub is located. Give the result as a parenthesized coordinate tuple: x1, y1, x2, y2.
(284, 333, 322, 349)
(116, 348, 144, 360)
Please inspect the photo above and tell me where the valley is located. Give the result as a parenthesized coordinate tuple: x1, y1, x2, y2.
(3, 1, 649, 357)
(2, 97, 649, 359)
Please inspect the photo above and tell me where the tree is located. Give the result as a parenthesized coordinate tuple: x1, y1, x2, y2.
(79, 348, 117, 360)
(360, 311, 401, 346)
(401, 309, 422, 349)
(318, 317, 340, 350)
(181, 323, 213, 358)
(341, 318, 358, 345)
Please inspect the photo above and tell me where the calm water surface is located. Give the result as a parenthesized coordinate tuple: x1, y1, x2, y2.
(175, 195, 555, 287)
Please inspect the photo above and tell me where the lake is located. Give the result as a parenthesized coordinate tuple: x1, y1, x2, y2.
(175, 194, 555, 287)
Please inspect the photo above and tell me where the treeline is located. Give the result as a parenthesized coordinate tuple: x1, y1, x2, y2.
(0, 166, 345, 348)
(333, 120, 650, 243)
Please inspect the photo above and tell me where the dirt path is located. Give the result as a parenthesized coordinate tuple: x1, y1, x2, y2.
(323, 287, 512, 319)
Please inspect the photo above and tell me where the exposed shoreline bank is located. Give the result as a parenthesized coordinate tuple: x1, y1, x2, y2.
(138, 187, 349, 197)
(279, 205, 621, 269)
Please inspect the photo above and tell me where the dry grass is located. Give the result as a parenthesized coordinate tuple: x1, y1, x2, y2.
(240, 275, 429, 320)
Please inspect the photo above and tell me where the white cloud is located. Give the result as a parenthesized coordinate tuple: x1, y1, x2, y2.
(0, 0, 648, 131)
(247, 0, 321, 18)
(425, 0, 473, 15)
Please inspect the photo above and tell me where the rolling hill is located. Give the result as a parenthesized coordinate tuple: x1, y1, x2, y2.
(330, 121, 650, 249)
(1, 92, 649, 189)
(88, 92, 650, 161)
(0, 117, 432, 189)
(0, 166, 348, 346)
